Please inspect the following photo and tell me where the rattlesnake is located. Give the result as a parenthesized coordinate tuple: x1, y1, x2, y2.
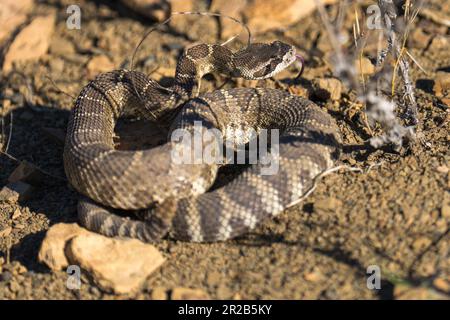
(63, 41, 342, 242)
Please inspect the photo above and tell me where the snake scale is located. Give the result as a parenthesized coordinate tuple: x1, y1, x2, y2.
(63, 41, 342, 242)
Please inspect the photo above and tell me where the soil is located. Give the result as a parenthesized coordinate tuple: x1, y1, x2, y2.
(0, 0, 448, 299)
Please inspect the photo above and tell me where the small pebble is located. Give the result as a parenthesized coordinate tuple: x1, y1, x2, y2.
(0, 271, 13, 282)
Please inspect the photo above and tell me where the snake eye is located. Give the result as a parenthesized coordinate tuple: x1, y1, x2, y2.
(253, 58, 283, 78)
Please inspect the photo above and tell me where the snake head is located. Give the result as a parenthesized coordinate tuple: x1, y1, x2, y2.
(233, 40, 298, 80)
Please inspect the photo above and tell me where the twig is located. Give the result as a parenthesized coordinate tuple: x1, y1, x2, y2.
(4, 112, 13, 154)
(45, 75, 76, 100)
(287, 164, 377, 209)
(0, 150, 67, 182)
(315, 0, 417, 150)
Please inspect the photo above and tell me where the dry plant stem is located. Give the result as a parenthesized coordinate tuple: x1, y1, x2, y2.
(378, 0, 419, 125)
(315, 0, 415, 150)
(45, 75, 76, 100)
(287, 165, 369, 209)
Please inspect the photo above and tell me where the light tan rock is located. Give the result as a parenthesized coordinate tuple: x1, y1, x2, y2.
(11, 208, 21, 220)
(0, 0, 34, 46)
(67, 233, 165, 294)
(212, 0, 337, 36)
(442, 204, 450, 218)
(412, 236, 432, 253)
(355, 57, 375, 75)
(0, 181, 34, 203)
(394, 284, 448, 300)
(210, 0, 248, 39)
(0, 226, 12, 238)
(86, 55, 115, 79)
(49, 37, 76, 56)
(433, 277, 449, 293)
(151, 286, 168, 300)
(169, 0, 194, 12)
(38, 223, 91, 271)
(171, 287, 210, 300)
(3, 13, 56, 73)
(429, 35, 449, 51)
(433, 71, 450, 98)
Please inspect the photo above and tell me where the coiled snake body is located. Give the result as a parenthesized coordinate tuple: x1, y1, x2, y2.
(64, 41, 341, 242)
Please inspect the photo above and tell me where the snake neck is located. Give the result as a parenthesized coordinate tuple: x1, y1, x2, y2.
(171, 44, 235, 99)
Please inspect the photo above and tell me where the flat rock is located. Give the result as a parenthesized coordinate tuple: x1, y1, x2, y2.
(312, 77, 342, 101)
(355, 57, 375, 75)
(41, 127, 66, 145)
(3, 13, 56, 73)
(394, 284, 448, 300)
(49, 37, 76, 56)
(0, 181, 34, 203)
(120, 0, 169, 21)
(151, 286, 168, 300)
(38, 223, 91, 271)
(169, 0, 194, 12)
(408, 28, 432, 49)
(86, 55, 115, 79)
(171, 287, 210, 300)
(0, 0, 34, 46)
(210, 0, 248, 39)
(66, 233, 165, 294)
(0, 226, 12, 238)
(211, 0, 337, 36)
(8, 161, 47, 186)
(433, 71, 450, 99)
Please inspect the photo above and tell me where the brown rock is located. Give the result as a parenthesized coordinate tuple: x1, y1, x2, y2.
(442, 204, 450, 218)
(394, 284, 448, 300)
(429, 35, 449, 51)
(433, 278, 449, 293)
(3, 13, 56, 73)
(433, 72, 450, 98)
(41, 127, 66, 145)
(86, 55, 115, 79)
(169, 0, 194, 12)
(0, 181, 34, 203)
(303, 269, 323, 282)
(355, 57, 375, 75)
(312, 78, 342, 101)
(151, 286, 168, 300)
(212, 0, 337, 36)
(247, 0, 337, 34)
(38, 223, 91, 271)
(0, 0, 34, 46)
(171, 287, 210, 300)
(314, 197, 342, 213)
(49, 37, 76, 56)
(210, 0, 248, 39)
(8, 161, 47, 186)
(0, 226, 12, 238)
(408, 28, 432, 49)
(11, 208, 21, 220)
(66, 233, 165, 294)
(412, 237, 432, 253)
(120, 0, 169, 21)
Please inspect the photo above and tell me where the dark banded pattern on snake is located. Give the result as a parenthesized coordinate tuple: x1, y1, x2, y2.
(64, 41, 342, 242)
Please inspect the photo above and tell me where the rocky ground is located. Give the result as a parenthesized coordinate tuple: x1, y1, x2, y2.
(0, 0, 449, 299)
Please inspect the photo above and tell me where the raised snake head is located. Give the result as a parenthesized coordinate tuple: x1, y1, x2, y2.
(233, 40, 300, 80)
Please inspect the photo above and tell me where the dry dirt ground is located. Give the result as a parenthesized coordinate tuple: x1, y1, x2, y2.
(0, 0, 449, 299)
